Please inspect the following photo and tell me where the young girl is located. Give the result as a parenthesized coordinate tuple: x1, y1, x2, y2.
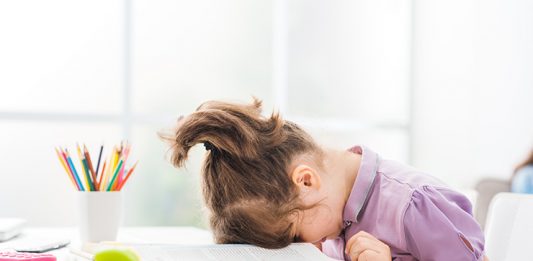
(160, 99, 487, 261)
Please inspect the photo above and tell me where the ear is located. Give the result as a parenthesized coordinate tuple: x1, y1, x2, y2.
(291, 164, 321, 190)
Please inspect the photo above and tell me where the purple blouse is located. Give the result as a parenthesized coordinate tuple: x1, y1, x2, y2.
(322, 146, 485, 261)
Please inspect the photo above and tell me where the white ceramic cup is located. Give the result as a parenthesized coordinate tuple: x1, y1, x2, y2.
(78, 191, 122, 243)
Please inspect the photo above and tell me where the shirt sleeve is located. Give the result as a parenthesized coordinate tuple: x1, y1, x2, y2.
(403, 186, 485, 261)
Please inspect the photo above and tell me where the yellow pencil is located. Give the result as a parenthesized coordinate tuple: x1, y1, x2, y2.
(102, 146, 116, 190)
(55, 147, 77, 189)
(113, 146, 119, 172)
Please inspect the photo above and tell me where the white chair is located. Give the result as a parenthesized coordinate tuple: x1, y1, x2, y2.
(484, 192, 533, 261)
(474, 178, 511, 229)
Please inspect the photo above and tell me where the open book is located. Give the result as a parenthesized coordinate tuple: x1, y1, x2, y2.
(76, 242, 334, 261)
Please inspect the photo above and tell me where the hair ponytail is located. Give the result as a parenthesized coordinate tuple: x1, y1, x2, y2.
(160, 98, 320, 248)
(162, 98, 284, 166)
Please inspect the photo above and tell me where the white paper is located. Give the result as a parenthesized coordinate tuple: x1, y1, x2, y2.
(129, 243, 332, 261)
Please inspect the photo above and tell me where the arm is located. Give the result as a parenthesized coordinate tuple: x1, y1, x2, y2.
(403, 186, 485, 260)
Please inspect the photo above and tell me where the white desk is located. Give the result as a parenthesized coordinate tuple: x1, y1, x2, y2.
(0, 227, 213, 260)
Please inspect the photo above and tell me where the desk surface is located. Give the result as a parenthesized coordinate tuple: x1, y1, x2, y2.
(0, 227, 213, 261)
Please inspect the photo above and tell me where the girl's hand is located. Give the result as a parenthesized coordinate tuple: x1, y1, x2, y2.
(345, 231, 391, 261)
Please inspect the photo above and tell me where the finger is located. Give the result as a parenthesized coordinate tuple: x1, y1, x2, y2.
(351, 248, 380, 261)
(357, 250, 381, 261)
(345, 231, 379, 254)
(348, 238, 382, 259)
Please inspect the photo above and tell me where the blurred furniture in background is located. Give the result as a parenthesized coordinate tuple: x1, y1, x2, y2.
(484, 193, 533, 261)
(474, 178, 511, 229)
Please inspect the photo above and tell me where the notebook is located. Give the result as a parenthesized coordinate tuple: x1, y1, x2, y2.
(74, 242, 334, 261)
(0, 218, 26, 242)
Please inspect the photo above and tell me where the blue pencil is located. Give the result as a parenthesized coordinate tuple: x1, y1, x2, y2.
(65, 149, 85, 191)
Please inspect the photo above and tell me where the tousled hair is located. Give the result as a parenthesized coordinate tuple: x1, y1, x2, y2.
(159, 98, 321, 248)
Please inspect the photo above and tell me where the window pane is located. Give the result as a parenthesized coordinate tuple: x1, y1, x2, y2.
(0, 121, 122, 226)
(131, 0, 274, 114)
(287, 0, 410, 122)
(0, 1, 123, 113)
(307, 127, 409, 163)
(127, 124, 206, 227)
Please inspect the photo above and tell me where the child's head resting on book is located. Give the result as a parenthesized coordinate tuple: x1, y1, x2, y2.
(161, 98, 353, 249)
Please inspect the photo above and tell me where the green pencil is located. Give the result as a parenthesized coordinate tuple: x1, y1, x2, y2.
(106, 159, 124, 191)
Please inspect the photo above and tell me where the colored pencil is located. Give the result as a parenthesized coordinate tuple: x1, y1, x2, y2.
(94, 144, 104, 183)
(55, 147, 77, 189)
(83, 144, 97, 187)
(77, 144, 95, 191)
(103, 147, 116, 190)
(106, 159, 124, 191)
(56, 141, 137, 191)
(115, 142, 131, 190)
(65, 149, 85, 191)
(76, 144, 92, 190)
(117, 161, 138, 191)
(97, 160, 107, 191)
(61, 149, 82, 190)
(82, 157, 95, 191)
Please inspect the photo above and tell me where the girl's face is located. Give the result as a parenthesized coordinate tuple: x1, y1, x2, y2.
(289, 149, 361, 246)
(293, 203, 344, 245)
(289, 164, 346, 245)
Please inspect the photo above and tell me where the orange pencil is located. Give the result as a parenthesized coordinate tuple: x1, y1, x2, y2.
(97, 160, 107, 191)
(117, 161, 138, 191)
(83, 145, 97, 185)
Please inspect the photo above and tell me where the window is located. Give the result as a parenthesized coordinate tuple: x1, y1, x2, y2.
(0, 0, 411, 226)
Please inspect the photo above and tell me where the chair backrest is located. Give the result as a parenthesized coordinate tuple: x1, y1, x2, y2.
(484, 192, 533, 261)
(474, 178, 511, 229)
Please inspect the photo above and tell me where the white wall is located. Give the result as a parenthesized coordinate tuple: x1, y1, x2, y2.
(412, 0, 533, 189)
(1, 0, 532, 226)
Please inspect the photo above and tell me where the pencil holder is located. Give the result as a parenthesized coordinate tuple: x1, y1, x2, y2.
(78, 191, 123, 243)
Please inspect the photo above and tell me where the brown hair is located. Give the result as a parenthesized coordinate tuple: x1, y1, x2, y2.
(159, 98, 321, 248)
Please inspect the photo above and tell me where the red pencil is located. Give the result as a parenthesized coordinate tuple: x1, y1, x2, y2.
(117, 161, 138, 191)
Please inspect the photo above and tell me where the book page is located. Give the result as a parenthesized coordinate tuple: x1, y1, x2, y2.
(130, 243, 332, 261)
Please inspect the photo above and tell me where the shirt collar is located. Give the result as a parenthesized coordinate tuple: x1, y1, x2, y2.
(342, 145, 379, 224)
